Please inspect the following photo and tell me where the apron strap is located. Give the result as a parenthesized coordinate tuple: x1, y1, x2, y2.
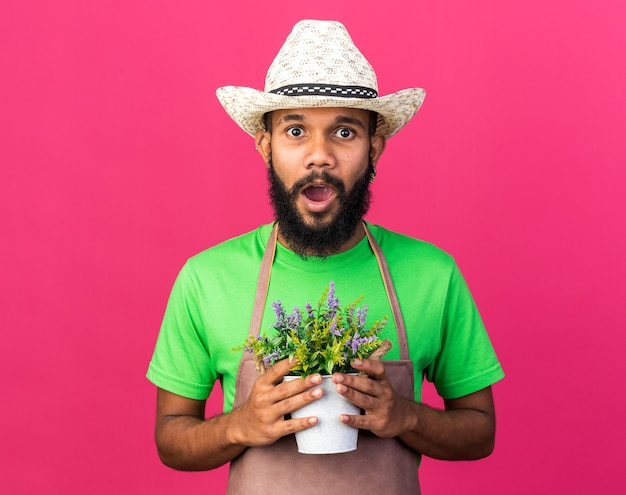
(248, 222, 409, 360)
(362, 223, 409, 361)
(249, 222, 278, 340)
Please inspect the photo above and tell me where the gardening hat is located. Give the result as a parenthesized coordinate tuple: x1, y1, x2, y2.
(216, 20, 426, 139)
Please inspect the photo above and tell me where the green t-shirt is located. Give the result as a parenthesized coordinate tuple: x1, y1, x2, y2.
(147, 222, 504, 412)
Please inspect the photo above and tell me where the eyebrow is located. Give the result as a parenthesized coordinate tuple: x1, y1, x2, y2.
(280, 114, 305, 123)
(335, 115, 367, 129)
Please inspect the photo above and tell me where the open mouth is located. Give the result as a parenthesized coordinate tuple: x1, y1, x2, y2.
(300, 183, 337, 212)
(302, 184, 333, 202)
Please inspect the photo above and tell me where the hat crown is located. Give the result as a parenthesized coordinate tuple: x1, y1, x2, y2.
(264, 20, 378, 93)
(215, 19, 425, 139)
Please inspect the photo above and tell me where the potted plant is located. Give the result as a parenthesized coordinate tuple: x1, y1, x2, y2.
(237, 281, 391, 453)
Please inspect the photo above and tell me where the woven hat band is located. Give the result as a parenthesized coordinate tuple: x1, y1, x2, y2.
(269, 84, 378, 99)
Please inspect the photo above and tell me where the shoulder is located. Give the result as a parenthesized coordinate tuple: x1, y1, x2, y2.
(367, 222, 456, 272)
(183, 223, 273, 277)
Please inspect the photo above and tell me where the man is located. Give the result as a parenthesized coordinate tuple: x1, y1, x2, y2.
(147, 20, 504, 493)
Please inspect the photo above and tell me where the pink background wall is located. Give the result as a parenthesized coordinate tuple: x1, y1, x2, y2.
(2, 1, 625, 493)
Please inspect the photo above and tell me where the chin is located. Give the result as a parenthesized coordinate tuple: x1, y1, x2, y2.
(301, 212, 337, 229)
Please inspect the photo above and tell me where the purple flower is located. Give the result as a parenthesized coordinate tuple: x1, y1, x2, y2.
(271, 301, 287, 329)
(350, 331, 360, 353)
(352, 335, 377, 354)
(356, 305, 368, 327)
(305, 302, 314, 319)
(286, 306, 302, 329)
(329, 317, 342, 336)
(347, 305, 355, 325)
(262, 349, 281, 367)
(271, 301, 285, 321)
(327, 281, 339, 317)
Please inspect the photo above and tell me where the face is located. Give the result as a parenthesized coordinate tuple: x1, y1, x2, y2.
(256, 107, 386, 256)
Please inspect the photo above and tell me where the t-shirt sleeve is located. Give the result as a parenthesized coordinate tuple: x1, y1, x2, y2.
(146, 262, 218, 400)
(424, 263, 504, 399)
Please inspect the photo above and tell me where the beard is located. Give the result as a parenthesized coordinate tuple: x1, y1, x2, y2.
(267, 157, 374, 258)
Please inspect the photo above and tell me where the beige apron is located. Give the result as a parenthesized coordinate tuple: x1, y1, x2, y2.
(227, 223, 420, 494)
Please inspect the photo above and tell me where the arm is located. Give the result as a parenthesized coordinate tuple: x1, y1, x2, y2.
(333, 358, 496, 460)
(155, 359, 323, 471)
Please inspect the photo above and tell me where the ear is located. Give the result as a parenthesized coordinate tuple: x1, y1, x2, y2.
(255, 129, 272, 166)
(369, 134, 386, 166)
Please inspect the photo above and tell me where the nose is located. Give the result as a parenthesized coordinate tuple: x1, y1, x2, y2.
(305, 133, 335, 170)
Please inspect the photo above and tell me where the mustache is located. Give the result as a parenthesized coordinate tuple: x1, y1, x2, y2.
(289, 171, 346, 197)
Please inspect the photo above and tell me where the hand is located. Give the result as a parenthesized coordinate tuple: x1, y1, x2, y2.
(332, 359, 416, 438)
(229, 358, 323, 447)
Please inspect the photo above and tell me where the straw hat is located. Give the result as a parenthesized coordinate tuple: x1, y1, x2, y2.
(216, 20, 425, 139)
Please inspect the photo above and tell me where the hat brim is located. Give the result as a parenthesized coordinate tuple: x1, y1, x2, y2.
(216, 86, 425, 139)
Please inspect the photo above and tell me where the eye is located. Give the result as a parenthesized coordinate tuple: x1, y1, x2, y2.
(286, 126, 304, 137)
(334, 127, 355, 139)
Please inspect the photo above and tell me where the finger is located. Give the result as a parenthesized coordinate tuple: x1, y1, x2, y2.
(270, 374, 323, 413)
(278, 373, 322, 399)
(338, 412, 394, 438)
(249, 361, 313, 410)
(273, 385, 324, 417)
(279, 415, 319, 435)
(339, 412, 369, 429)
(333, 379, 378, 411)
(333, 372, 382, 398)
(264, 358, 299, 384)
(349, 358, 386, 379)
